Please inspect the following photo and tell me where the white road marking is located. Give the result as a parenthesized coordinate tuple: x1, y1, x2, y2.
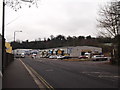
(82, 72, 101, 74)
(19, 59, 54, 89)
(82, 71, 119, 80)
(98, 75, 120, 78)
(19, 59, 46, 88)
(28, 65, 54, 89)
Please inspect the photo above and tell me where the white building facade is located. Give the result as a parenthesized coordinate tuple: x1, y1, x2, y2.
(39, 46, 102, 57)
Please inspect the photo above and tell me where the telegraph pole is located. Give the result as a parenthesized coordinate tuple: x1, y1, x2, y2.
(2, 0, 5, 73)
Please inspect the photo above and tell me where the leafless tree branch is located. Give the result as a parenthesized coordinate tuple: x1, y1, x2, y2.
(5, 0, 39, 11)
(97, 0, 120, 38)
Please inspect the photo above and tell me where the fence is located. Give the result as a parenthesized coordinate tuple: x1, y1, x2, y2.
(0, 35, 14, 72)
(2, 51, 14, 72)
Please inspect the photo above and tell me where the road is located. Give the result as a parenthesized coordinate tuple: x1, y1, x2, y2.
(21, 57, 119, 88)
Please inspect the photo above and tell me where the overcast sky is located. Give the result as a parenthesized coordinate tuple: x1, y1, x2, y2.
(0, 0, 112, 42)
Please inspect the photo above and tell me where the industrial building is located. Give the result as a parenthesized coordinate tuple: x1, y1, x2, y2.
(13, 49, 33, 55)
(39, 46, 102, 58)
(13, 46, 102, 58)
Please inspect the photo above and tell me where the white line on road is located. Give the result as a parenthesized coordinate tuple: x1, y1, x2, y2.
(98, 75, 120, 78)
(82, 72, 101, 74)
(19, 59, 46, 88)
(27, 65, 54, 89)
(81, 71, 119, 81)
(19, 59, 54, 89)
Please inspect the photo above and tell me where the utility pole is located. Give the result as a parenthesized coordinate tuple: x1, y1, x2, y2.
(2, 0, 5, 73)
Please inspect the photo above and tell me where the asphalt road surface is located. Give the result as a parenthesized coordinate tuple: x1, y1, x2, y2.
(21, 57, 119, 88)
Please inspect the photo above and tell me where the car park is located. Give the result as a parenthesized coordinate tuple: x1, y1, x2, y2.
(14, 54, 21, 58)
(78, 55, 88, 59)
(21, 53, 25, 58)
(91, 55, 108, 61)
(31, 53, 37, 59)
(57, 55, 71, 59)
(49, 55, 57, 59)
(63, 56, 71, 59)
(57, 55, 65, 59)
(78, 52, 91, 59)
(14, 53, 25, 58)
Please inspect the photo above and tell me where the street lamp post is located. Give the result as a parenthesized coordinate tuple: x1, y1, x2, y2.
(2, 1, 5, 74)
(14, 31, 22, 42)
(13, 31, 22, 55)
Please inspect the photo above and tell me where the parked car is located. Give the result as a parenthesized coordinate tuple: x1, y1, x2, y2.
(63, 56, 71, 59)
(49, 55, 57, 59)
(21, 53, 25, 58)
(31, 53, 37, 59)
(14, 54, 21, 58)
(57, 55, 71, 59)
(91, 55, 108, 61)
(78, 55, 88, 59)
(57, 55, 65, 59)
(44, 55, 50, 58)
(14, 53, 25, 58)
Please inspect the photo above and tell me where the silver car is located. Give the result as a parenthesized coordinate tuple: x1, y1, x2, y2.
(49, 55, 57, 59)
(91, 55, 108, 61)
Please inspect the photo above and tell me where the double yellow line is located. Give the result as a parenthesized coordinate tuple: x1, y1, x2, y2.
(19, 59, 54, 90)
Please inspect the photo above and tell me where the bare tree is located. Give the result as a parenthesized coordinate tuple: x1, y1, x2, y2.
(97, 0, 120, 65)
(4, 0, 39, 11)
(97, 0, 120, 38)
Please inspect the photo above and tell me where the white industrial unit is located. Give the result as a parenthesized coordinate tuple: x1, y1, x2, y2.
(13, 49, 32, 55)
(39, 46, 102, 57)
(67, 46, 102, 57)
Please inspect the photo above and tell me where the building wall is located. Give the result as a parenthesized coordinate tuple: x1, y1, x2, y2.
(69, 46, 102, 57)
(14, 49, 32, 55)
(38, 46, 102, 57)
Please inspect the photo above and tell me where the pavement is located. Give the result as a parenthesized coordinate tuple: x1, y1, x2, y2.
(2, 59, 39, 89)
